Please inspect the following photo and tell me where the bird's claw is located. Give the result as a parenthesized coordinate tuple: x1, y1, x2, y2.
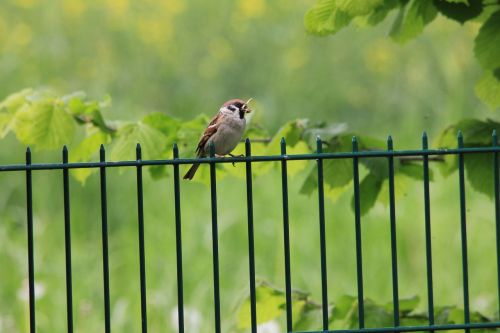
(229, 153, 243, 167)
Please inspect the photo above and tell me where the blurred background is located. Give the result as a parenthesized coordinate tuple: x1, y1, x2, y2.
(0, 0, 497, 332)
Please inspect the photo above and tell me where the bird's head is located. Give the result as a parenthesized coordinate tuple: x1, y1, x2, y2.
(221, 98, 252, 119)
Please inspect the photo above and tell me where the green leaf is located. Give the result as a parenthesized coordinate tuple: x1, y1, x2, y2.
(465, 153, 494, 198)
(433, 0, 483, 23)
(110, 122, 168, 161)
(70, 130, 111, 184)
(337, 0, 385, 16)
(351, 172, 385, 216)
(142, 112, 181, 138)
(398, 162, 434, 181)
(347, 299, 393, 328)
(443, 0, 468, 3)
(14, 100, 76, 149)
(176, 114, 210, 157)
(331, 295, 357, 320)
(0, 88, 33, 111)
(365, 0, 399, 26)
(0, 89, 33, 138)
(390, 0, 437, 43)
(385, 295, 420, 315)
(475, 70, 500, 110)
(236, 283, 286, 329)
(292, 301, 322, 331)
(435, 118, 499, 176)
(474, 10, 500, 72)
(305, 0, 352, 36)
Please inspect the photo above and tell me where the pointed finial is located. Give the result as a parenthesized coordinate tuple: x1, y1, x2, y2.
(280, 137, 286, 155)
(352, 136, 358, 152)
(387, 135, 393, 150)
(62, 145, 68, 163)
(26, 146, 31, 164)
(493, 130, 498, 146)
(99, 144, 106, 161)
(245, 138, 251, 156)
(316, 135, 322, 154)
(173, 143, 179, 159)
(457, 130, 463, 148)
(136, 143, 142, 160)
(422, 132, 428, 149)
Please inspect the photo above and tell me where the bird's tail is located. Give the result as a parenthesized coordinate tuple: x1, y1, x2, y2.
(183, 163, 200, 180)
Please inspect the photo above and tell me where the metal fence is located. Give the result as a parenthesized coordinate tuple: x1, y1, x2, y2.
(1, 131, 500, 333)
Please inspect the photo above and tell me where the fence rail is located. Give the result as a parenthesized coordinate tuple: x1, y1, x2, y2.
(1, 132, 500, 333)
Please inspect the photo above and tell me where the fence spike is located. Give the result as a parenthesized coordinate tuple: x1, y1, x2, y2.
(63, 146, 68, 163)
(100, 144, 105, 161)
(387, 135, 393, 150)
(173, 143, 179, 158)
(280, 137, 286, 155)
(136, 143, 142, 160)
(316, 136, 322, 154)
(245, 138, 251, 156)
(458, 130, 464, 148)
(352, 136, 358, 152)
(422, 132, 428, 149)
(493, 130, 498, 146)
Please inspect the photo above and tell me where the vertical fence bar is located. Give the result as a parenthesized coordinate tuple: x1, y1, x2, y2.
(209, 143, 221, 333)
(136, 144, 148, 333)
(245, 139, 257, 333)
(62, 146, 74, 333)
(352, 137, 364, 329)
(25, 147, 36, 333)
(173, 144, 185, 333)
(494, 130, 500, 319)
(281, 138, 293, 332)
(316, 137, 329, 330)
(457, 132, 470, 332)
(387, 136, 400, 327)
(422, 132, 434, 330)
(99, 145, 111, 333)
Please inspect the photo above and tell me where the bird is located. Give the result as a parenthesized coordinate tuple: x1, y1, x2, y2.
(183, 98, 252, 180)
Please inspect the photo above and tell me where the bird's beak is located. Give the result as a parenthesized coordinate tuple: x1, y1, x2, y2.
(245, 98, 253, 113)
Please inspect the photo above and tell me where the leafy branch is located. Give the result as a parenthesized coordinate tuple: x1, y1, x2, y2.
(235, 281, 495, 331)
(1, 88, 499, 215)
(304, 0, 500, 110)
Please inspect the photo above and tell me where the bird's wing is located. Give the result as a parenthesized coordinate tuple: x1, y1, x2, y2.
(196, 112, 224, 156)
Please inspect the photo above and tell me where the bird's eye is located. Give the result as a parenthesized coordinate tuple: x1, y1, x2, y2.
(234, 102, 243, 109)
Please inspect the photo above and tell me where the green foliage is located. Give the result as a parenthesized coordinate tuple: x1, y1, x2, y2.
(390, 0, 437, 43)
(1, 88, 499, 215)
(235, 282, 494, 331)
(435, 118, 499, 197)
(304, 0, 500, 110)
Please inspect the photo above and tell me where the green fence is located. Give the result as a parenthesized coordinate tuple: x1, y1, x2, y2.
(1, 131, 500, 333)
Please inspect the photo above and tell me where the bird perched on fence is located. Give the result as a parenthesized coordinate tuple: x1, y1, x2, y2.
(183, 98, 252, 180)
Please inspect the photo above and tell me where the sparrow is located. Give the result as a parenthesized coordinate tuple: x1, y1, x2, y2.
(183, 98, 252, 180)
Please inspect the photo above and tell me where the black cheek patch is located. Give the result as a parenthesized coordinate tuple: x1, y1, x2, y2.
(228, 105, 237, 112)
